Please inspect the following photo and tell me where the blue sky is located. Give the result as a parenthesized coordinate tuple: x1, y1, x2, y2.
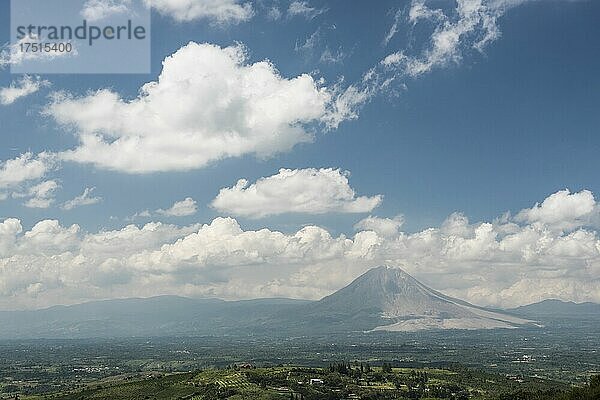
(1, 0, 599, 309)
(2, 0, 599, 233)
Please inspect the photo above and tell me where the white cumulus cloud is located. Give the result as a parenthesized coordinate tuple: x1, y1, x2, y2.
(1, 190, 599, 310)
(46, 42, 334, 173)
(515, 189, 597, 231)
(354, 215, 405, 237)
(211, 168, 383, 218)
(0, 152, 55, 190)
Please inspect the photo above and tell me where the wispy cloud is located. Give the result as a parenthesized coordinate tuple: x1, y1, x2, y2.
(325, 0, 543, 129)
(0, 152, 56, 190)
(294, 28, 321, 57)
(287, 1, 327, 20)
(0, 75, 50, 105)
(320, 46, 345, 64)
(62, 187, 102, 210)
(382, 8, 404, 47)
(144, 0, 254, 24)
(80, 0, 132, 21)
(382, 0, 536, 77)
(22, 180, 59, 209)
(0, 35, 77, 68)
(0, 153, 60, 209)
(129, 198, 199, 220)
(156, 197, 198, 217)
(266, 6, 282, 20)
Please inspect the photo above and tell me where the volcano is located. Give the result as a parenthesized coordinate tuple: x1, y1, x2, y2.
(0, 266, 539, 338)
(285, 266, 535, 332)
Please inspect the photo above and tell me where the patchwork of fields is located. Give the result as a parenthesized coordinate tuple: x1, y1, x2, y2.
(12, 365, 597, 400)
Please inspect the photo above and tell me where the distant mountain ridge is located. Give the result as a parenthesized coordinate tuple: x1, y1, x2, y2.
(1, 266, 596, 339)
(508, 298, 600, 324)
(0, 296, 309, 339)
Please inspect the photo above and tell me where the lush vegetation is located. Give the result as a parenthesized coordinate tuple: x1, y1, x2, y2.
(11, 366, 598, 400)
(496, 375, 600, 400)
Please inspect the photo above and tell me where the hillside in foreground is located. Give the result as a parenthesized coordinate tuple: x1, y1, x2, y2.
(18, 365, 599, 400)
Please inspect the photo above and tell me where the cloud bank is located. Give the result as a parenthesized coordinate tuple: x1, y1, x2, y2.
(1, 189, 599, 310)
